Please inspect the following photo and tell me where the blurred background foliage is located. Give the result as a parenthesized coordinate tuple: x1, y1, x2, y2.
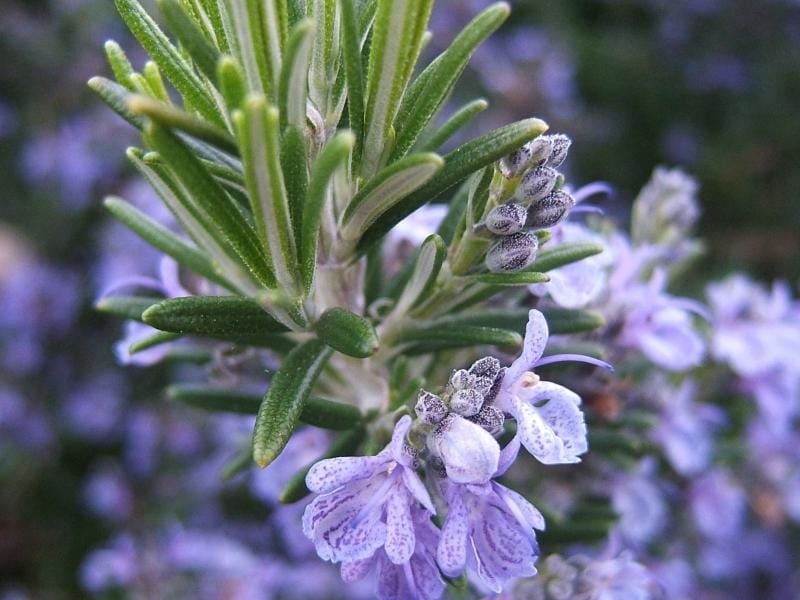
(1, 0, 799, 595)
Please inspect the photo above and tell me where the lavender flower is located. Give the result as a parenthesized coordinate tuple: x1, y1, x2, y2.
(436, 437, 545, 593)
(342, 508, 445, 600)
(303, 416, 435, 565)
(494, 310, 600, 464)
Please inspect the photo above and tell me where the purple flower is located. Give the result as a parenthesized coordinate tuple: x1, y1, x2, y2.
(494, 310, 599, 464)
(614, 269, 706, 372)
(342, 508, 445, 600)
(303, 416, 435, 564)
(436, 437, 544, 593)
(648, 378, 725, 476)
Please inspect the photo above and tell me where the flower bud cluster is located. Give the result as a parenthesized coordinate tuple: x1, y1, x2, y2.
(484, 134, 576, 273)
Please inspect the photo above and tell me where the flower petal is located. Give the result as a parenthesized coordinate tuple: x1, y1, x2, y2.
(435, 415, 500, 484)
(517, 382, 587, 463)
(302, 477, 387, 562)
(505, 310, 549, 383)
(402, 469, 436, 514)
(341, 557, 374, 582)
(389, 415, 414, 465)
(493, 484, 546, 531)
(496, 436, 521, 477)
(437, 488, 469, 577)
(510, 395, 562, 465)
(385, 489, 415, 564)
(470, 503, 538, 592)
(305, 455, 386, 494)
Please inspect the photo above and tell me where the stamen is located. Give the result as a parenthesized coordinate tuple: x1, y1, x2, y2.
(572, 182, 614, 204)
(534, 354, 614, 372)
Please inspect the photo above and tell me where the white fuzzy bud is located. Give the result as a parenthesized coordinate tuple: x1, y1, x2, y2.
(545, 134, 571, 168)
(432, 414, 500, 484)
(486, 232, 539, 273)
(518, 166, 559, 204)
(499, 144, 534, 178)
(415, 390, 449, 425)
(450, 388, 484, 417)
(485, 203, 528, 235)
(526, 190, 576, 229)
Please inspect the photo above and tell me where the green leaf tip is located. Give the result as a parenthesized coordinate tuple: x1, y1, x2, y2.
(253, 339, 333, 468)
(315, 307, 379, 358)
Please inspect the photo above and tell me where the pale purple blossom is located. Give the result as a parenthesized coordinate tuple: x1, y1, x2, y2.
(303, 416, 435, 565)
(494, 310, 595, 464)
(436, 437, 544, 593)
(342, 508, 445, 600)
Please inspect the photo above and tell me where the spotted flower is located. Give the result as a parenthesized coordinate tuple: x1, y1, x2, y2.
(302, 416, 435, 565)
(436, 437, 545, 593)
(494, 310, 607, 464)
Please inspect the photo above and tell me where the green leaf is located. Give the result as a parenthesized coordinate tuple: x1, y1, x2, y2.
(158, 0, 221, 82)
(235, 98, 299, 295)
(529, 243, 604, 273)
(418, 98, 488, 153)
(397, 325, 521, 350)
(429, 308, 605, 336)
(468, 271, 550, 286)
(221, 0, 278, 98)
(279, 427, 364, 503)
(361, 0, 431, 176)
(218, 55, 247, 112)
(88, 77, 145, 129)
(253, 339, 333, 467)
(95, 295, 162, 321)
(279, 19, 315, 130)
(114, 0, 225, 127)
(364, 243, 383, 306)
(280, 125, 309, 243)
(394, 234, 446, 313)
(541, 307, 606, 334)
(307, 0, 338, 115)
(104, 40, 136, 89)
(357, 117, 548, 253)
(129, 95, 238, 155)
(142, 61, 171, 102)
(169, 384, 363, 430)
(300, 131, 355, 292)
(198, 0, 231, 53)
(104, 196, 232, 289)
(221, 446, 253, 480)
(314, 307, 379, 358)
(392, 3, 508, 158)
(340, 153, 444, 241)
(126, 147, 263, 295)
(340, 0, 365, 161)
(142, 296, 290, 345)
(129, 330, 182, 354)
(144, 123, 276, 289)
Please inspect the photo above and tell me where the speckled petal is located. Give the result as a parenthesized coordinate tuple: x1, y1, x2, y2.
(494, 484, 546, 531)
(385, 489, 415, 564)
(389, 415, 414, 463)
(470, 504, 538, 592)
(305, 455, 386, 494)
(510, 395, 563, 465)
(341, 557, 375, 582)
(521, 382, 587, 462)
(402, 469, 436, 514)
(437, 488, 469, 577)
(505, 310, 549, 384)
(496, 436, 521, 477)
(302, 477, 387, 563)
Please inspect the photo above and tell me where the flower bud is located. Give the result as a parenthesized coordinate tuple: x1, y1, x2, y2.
(485, 203, 528, 235)
(449, 369, 476, 391)
(486, 232, 539, 273)
(545, 134, 571, 168)
(451, 388, 484, 417)
(528, 136, 554, 167)
(518, 166, 559, 204)
(467, 357, 501, 390)
(415, 390, 449, 425)
(499, 144, 534, 178)
(526, 190, 575, 229)
(469, 405, 505, 436)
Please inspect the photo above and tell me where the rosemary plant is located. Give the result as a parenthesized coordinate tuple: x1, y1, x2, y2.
(92, 0, 613, 596)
